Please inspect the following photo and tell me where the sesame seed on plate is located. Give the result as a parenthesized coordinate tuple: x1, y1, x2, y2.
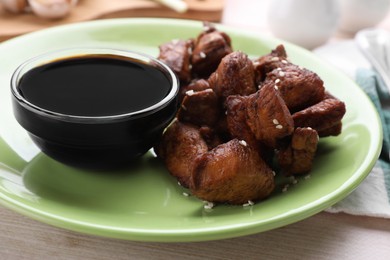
(272, 171, 276, 176)
(182, 192, 190, 197)
(304, 174, 311, 180)
(282, 60, 288, 64)
(279, 71, 285, 77)
(274, 85, 279, 90)
(272, 119, 279, 125)
(199, 52, 206, 58)
(277, 67, 282, 71)
(282, 184, 290, 193)
(276, 124, 283, 129)
(275, 78, 281, 84)
(243, 200, 255, 207)
(204, 201, 214, 210)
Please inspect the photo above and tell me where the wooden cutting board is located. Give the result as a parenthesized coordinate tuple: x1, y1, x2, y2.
(0, 0, 224, 42)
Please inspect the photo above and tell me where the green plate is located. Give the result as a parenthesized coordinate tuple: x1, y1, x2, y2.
(0, 18, 382, 242)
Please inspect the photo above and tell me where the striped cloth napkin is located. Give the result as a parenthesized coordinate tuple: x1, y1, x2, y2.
(323, 66, 390, 218)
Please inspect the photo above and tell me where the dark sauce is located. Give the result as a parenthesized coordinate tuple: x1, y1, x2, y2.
(17, 55, 172, 116)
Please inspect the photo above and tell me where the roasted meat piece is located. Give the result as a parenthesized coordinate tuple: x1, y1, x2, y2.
(179, 79, 210, 102)
(293, 98, 346, 137)
(155, 121, 207, 188)
(199, 126, 223, 150)
(190, 139, 275, 204)
(246, 83, 294, 148)
(225, 95, 257, 146)
(264, 64, 325, 112)
(177, 88, 220, 127)
(191, 22, 233, 78)
(277, 127, 319, 175)
(158, 39, 194, 84)
(209, 51, 257, 101)
(253, 44, 288, 83)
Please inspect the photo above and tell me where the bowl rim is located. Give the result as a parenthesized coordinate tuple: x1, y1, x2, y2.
(11, 47, 179, 124)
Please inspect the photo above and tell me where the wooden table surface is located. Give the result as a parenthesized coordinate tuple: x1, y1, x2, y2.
(1, 0, 390, 259)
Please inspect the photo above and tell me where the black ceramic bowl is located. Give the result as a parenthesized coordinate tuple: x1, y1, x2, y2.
(11, 48, 179, 169)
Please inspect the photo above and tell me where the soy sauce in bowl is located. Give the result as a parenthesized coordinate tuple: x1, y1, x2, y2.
(18, 55, 172, 117)
(11, 49, 179, 169)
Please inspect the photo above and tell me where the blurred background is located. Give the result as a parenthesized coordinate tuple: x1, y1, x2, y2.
(1, 0, 390, 49)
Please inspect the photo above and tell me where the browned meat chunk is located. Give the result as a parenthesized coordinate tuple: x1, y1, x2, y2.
(253, 44, 288, 83)
(264, 64, 325, 112)
(179, 79, 210, 102)
(278, 127, 319, 175)
(199, 126, 223, 150)
(155, 121, 208, 188)
(246, 83, 294, 148)
(158, 39, 194, 84)
(317, 122, 342, 137)
(177, 88, 220, 127)
(191, 23, 233, 78)
(293, 98, 346, 136)
(209, 51, 257, 101)
(190, 139, 275, 204)
(225, 95, 257, 146)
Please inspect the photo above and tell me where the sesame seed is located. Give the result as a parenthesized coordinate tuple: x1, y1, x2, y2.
(307, 127, 312, 130)
(282, 184, 290, 193)
(199, 52, 206, 58)
(298, 66, 304, 70)
(188, 47, 192, 55)
(271, 57, 279, 61)
(178, 181, 182, 186)
(204, 201, 214, 210)
(290, 176, 298, 185)
(186, 90, 195, 96)
(171, 39, 179, 44)
(204, 88, 214, 93)
(253, 61, 260, 66)
(276, 124, 283, 129)
(239, 140, 248, 147)
(272, 171, 276, 176)
(277, 67, 282, 71)
(282, 60, 288, 64)
(258, 84, 262, 89)
(272, 119, 279, 125)
(274, 85, 279, 90)
(243, 200, 255, 207)
(225, 110, 228, 115)
(189, 64, 193, 69)
(275, 78, 281, 84)
(182, 192, 190, 197)
(304, 174, 311, 180)
(181, 105, 187, 111)
(279, 71, 285, 77)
